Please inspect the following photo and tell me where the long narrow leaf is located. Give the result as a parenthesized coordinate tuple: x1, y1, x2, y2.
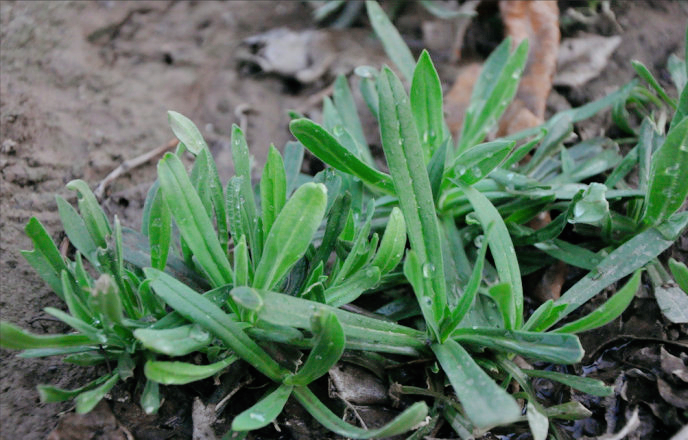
(157, 153, 233, 287)
(555, 211, 688, 323)
(451, 328, 584, 364)
(377, 66, 446, 313)
(232, 384, 294, 431)
(21, 217, 67, 299)
(290, 119, 394, 194)
(642, 117, 688, 225)
(253, 183, 327, 290)
(432, 339, 521, 429)
(260, 145, 287, 239)
(0, 322, 91, 350)
(365, 1, 415, 82)
(287, 309, 345, 385)
(555, 270, 642, 334)
(411, 50, 445, 160)
(460, 185, 523, 326)
(144, 268, 286, 381)
(294, 385, 428, 439)
(144, 356, 237, 385)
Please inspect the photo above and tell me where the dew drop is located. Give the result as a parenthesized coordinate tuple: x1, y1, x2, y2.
(665, 164, 680, 176)
(249, 412, 265, 422)
(422, 263, 435, 278)
(471, 166, 482, 178)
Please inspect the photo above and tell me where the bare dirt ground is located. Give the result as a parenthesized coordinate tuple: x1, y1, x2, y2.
(1, 1, 686, 439)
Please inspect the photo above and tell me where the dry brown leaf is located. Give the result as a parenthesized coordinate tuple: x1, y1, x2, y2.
(554, 34, 622, 88)
(445, 62, 482, 136)
(498, 0, 560, 135)
(47, 401, 132, 440)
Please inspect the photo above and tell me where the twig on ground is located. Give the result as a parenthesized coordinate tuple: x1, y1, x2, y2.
(94, 138, 178, 200)
(234, 103, 254, 133)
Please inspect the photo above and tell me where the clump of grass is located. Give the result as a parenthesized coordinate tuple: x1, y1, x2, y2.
(2, 2, 686, 438)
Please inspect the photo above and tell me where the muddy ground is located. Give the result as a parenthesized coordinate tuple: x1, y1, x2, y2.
(1, 1, 686, 439)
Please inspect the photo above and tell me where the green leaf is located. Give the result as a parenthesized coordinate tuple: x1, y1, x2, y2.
(43, 307, 99, 341)
(377, 66, 446, 312)
(0, 321, 91, 350)
(20, 217, 67, 299)
(534, 239, 602, 271)
(333, 75, 374, 166)
(260, 145, 287, 239)
(231, 125, 259, 250)
(632, 60, 677, 109)
(312, 193, 352, 268)
(324, 266, 380, 307)
(371, 207, 407, 275)
(404, 250, 442, 339)
(555, 270, 641, 334)
(457, 38, 528, 153)
(38, 375, 111, 403)
(669, 258, 688, 293)
(569, 183, 609, 227)
(555, 211, 688, 323)
(253, 183, 327, 290)
(134, 324, 212, 356)
(231, 285, 264, 312)
(432, 339, 520, 429)
(283, 141, 304, 196)
(233, 235, 250, 288)
(56, 195, 99, 264)
(452, 328, 584, 364)
(59, 271, 92, 323)
(145, 268, 286, 381)
(194, 147, 230, 256)
(144, 356, 237, 385)
(527, 401, 548, 440)
(450, 140, 514, 185)
(442, 229, 490, 339)
(75, 373, 119, 413)
(290, 119, 394, 194)
(66, 179, 111, 248)
(255, 289, 426, 355)
(411, 50, 445, 161)
(91, 274, 123, 325)
(544, 401, 592, 420)
(365, 1, 415, 82)
(287, 309, 345, 385)
(141, 379, 161, 415)
(460, 185, 523, 327)
(523, 300, 567, 332)
(232, 384, 293, 431)
(522, 369, 614, 397)
(294, 385, 428, 439)
(642, 117, 688, 225)
(488, 283, 516, 330)
(167, 111, 207, 155)
(148, 185, 171, 270)
(158, 152, 233, 287)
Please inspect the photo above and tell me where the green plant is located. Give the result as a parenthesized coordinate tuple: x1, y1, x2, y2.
(2, 2, 686, 439)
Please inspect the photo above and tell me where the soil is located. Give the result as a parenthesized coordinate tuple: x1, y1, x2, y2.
(0, 1, 686, 439)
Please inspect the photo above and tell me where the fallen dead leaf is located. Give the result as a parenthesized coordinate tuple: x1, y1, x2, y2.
(47, 401, 133, 440)
(445, 62, 482, 136)
(554, 34, 622, 88)
(498, 0, 560, 135)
